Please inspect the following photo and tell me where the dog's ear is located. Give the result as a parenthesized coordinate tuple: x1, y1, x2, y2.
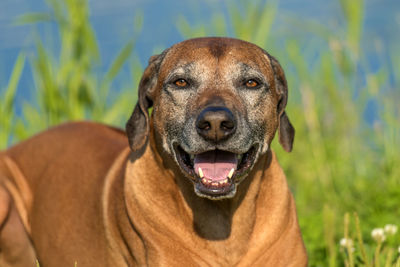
(268, 54, 295, 152)
(126, 53, 165, 151)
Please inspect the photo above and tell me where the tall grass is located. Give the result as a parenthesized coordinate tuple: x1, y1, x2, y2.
(0, 53, 25, 148)
(1, 0, 142, 144)
(1, 0, 399, 266)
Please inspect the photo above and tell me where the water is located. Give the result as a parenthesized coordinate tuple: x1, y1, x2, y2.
(0, 0, 399, 113)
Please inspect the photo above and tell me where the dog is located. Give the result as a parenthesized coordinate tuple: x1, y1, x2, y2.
(0, 37, 307, 266)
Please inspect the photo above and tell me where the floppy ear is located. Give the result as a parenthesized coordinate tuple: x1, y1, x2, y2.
(126, 53, 165, 151)
(268, 54, 295, 152)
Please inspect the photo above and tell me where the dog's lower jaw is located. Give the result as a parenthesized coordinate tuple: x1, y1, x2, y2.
(194, 182, 237, 200)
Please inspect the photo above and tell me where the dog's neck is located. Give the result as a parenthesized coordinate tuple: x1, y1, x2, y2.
(118, 129, 294, 265)
(170, 149, 268, 241)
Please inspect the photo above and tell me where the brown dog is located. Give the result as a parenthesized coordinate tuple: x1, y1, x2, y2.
(0, 37, 307, 266)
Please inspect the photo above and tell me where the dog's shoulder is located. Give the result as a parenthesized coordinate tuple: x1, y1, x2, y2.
(6, 121, 128, 162)
(7, 121, 127, 153)
(46, 121, 127, 141)
(3, 121, 129, 184)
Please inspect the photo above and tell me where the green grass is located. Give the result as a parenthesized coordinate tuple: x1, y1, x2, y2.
(2, 0, 143, 144)
(1, 0, 400, 266)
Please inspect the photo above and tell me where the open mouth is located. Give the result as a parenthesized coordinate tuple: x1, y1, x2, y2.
(174, 145, 258, 199)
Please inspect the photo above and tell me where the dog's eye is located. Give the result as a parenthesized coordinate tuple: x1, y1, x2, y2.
(174, 79, 189, 87)
(245, 79, 259, 88)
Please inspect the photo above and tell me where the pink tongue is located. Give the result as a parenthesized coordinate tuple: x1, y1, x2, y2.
(194, 150, 238, 182)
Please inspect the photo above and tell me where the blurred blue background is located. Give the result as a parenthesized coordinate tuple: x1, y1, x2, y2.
(1, 0, 399, 108)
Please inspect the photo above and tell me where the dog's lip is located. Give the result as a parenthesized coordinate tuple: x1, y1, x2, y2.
(194, 181, 236, 199)
(172, 143, 258, 199)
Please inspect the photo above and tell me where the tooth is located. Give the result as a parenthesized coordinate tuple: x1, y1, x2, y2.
(212, 182, 219, 187)
(202, 178, 207, 184)
(219, 181, 224, 185)
(198, 168, 204, 178)
(228, 168, 235, 179)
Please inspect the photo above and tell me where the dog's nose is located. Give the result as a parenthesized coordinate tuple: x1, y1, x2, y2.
(196, 106, 236, 142)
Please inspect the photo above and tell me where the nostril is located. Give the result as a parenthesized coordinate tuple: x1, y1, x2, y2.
(221, 120, 234, 130)
(197, 120, 211, 130)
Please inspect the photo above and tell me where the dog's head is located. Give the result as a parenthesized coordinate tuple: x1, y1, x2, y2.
(126, 37, 294, 200)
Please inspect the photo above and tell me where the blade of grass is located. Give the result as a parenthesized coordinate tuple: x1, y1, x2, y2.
(2, 53, 25, 115)
(354, 213, 371, 267)
(0, 53, 25, 148)
(14, 13, 53, 25)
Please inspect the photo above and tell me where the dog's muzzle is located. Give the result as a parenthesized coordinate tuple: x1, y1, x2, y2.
(172, 106, 259, 200)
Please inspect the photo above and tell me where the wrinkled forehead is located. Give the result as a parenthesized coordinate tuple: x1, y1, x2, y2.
(158, 38, 274, 81)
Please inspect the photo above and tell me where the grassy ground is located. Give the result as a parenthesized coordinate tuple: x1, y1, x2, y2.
(1, 0, 399, 266)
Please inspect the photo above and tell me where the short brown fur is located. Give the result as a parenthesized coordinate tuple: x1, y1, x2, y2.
(0, 37, 307, 266)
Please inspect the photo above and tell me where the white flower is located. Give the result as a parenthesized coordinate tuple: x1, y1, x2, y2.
(384, 224, 398, 235)
(371, 228, 386, 242)
(340, 238, 353, 248)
